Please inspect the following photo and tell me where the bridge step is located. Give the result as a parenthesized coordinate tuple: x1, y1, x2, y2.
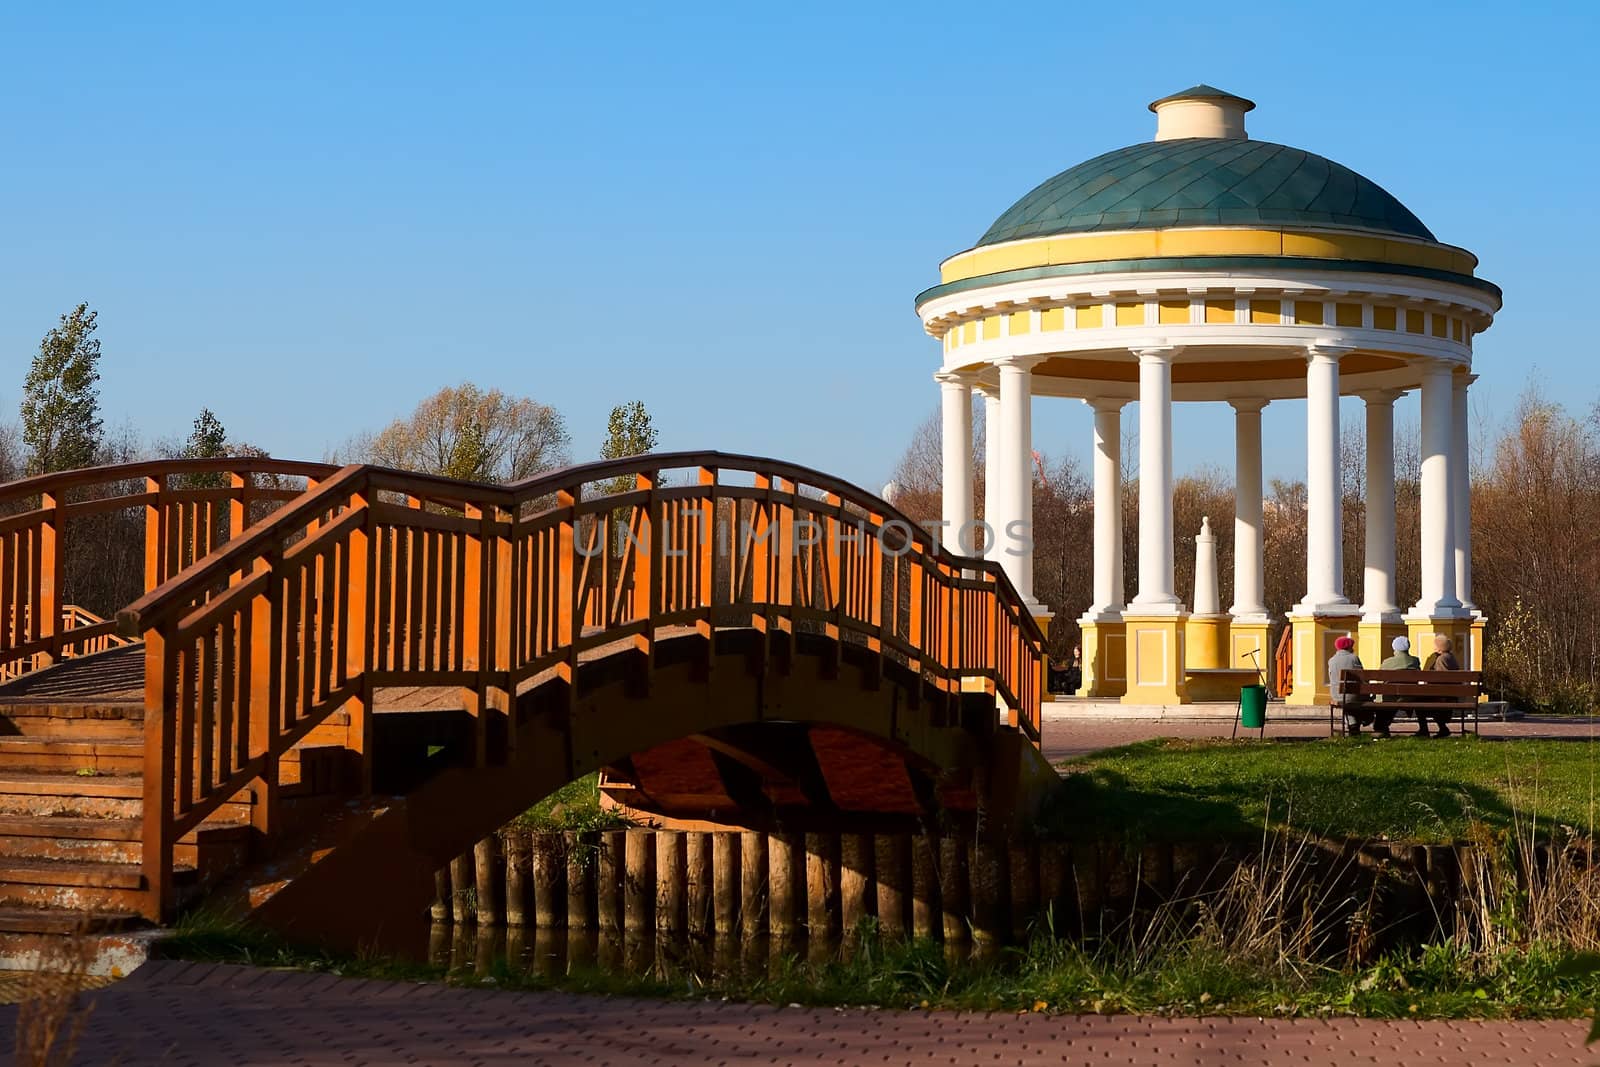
(0, 772, 254, 821)
(0, 736, 144, 775)
(0, 854, 194, 913)
(0, 815, 248, 865)
(0, 702, 143, 741)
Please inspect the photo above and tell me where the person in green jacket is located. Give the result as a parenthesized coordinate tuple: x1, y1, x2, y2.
(1379, 635, 1423, 738)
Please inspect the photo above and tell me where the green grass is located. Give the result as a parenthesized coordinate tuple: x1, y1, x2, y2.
(156, 913, 1600, 1022)
(1047, 736, 1600, 843)
(507, 772, 633, 833)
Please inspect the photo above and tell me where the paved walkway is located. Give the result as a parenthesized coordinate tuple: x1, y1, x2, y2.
(1, 961, 1593, 1066)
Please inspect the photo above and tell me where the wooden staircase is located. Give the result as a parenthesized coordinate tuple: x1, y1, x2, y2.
(0, 647, 332, 970)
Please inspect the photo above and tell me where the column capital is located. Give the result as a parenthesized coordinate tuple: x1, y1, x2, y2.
(993, 353, 1046, 373)
(1304, 342, 1356, 363)
(1455, 370, 1479, 387)
(1131, 345, 1183, 363)
(1354, 387, 1406, 406)
(1082, 395, 1129, 414)
(933, 369, 978, 388)
(1227, 397, 1270, 414)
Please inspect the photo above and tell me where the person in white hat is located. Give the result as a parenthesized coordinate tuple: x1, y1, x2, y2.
(1380, 635, 1423, 737)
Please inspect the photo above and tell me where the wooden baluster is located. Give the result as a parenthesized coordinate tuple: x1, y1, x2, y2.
(631, 473, 660, 678)
(140, 627, 178, 921)
(247, 546, 284, 844)
(144, 475, 167, 593)
(228, 471, 254, 543)
(695, 468, 716, 620)
(556, 488, 579, 704)
(460, 503, 488, 768)
(36, 492, 62, 667)
(490, 504, 514, 759)
(345, 492, 376, 792)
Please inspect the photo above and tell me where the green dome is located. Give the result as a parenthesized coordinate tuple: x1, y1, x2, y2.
(979, 137, 1435, 246)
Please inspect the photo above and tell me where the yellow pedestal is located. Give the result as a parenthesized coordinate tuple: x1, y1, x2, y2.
(1079, 617, 1126, 699)
(1120, 613, 1189, 705)
(1357, 617, 1410, 668)
(1404, 615, 1472, 668)
(1184, 614, 1228, 669)
(1286, 613, 1360, 706)
(1467, 614, 1486, 672)
(1227, 618, 1272, 679)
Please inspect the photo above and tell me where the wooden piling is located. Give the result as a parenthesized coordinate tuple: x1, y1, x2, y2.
(624, 831, 654, 931)
(504, 831, 529, 926)
(1008, 840, 1037, 942)
(685, 831, 713, 936)
(655, 831, 685, 935)
(565, 831, 590, 928)
(840, 832, 872, 936)
(874, 833, 908, 939)
(969, 838, 1004, 945)
(1037, 841, 1069, 935)
(740, 831, 767, 937)
(712, 832, 739, 935)
(531, 831, 563, 928)
(598, 830, 624, 933)
(805, 831, 839, 939)
(431, 867, 451, 922)
(449, 853, 474, 924)
(939, 835, 968, 942)
(474, 836, 499, 925)
(769, 831, 799, 938)
(910, 834, 939, 939)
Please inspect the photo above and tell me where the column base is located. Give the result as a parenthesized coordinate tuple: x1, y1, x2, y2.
(1285, 611, 1360, 706)
(1357, 614, 1409, 668)
(1120, 613, 1189, 705)
(1227, 616, 1272, 683)
(1184, 613, 1229, 670)
(1079, 615, 1126, 699)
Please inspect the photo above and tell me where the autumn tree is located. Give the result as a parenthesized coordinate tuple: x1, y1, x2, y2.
(365, 383, 569, 484)
(21, 303, 103, 475)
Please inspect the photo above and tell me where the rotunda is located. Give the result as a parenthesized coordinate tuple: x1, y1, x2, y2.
(914, 86, 1501, 705)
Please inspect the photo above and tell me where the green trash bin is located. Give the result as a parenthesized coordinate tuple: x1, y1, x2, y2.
(1239, 684, 1268, 730)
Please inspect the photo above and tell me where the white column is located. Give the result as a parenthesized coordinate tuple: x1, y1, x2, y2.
(980, 386, 1001, 560)
(1453, 372, 1476, 611)
(936, 372, 975, 556)
(1412, 359, 1462, 617)
(1358, 389, 1403, 619)
(1129, 347, 1182, 611)
(1299, 345, 1353, 612)
(995, 356, 1042, 604)
(1228, 398, 1268, 618)
(1084, 397, 1126, 617)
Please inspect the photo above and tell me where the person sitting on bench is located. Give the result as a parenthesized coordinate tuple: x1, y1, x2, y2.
(1327, 636, 1367, 736)
(1420, 635, 1462, 738)
(1378, 635, 1422, 739)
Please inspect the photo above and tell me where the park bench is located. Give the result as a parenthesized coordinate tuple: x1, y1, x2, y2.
(1330, 669, 1484, 737)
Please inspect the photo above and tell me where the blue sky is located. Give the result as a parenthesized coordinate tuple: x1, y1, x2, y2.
(2, 3, 1595, 490)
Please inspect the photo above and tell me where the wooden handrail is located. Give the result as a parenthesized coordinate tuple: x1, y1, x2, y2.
(0, 456, 337, 505)
(125, 451, 1047, 921)
(0, 456, 336, 681)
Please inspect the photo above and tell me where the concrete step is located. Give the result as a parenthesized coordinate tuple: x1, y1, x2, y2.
(0, 814, 249, 865)
(0, 904, 156, 976)
(0, 772, 253, 821)
(0, 702, 143, 741)
(0, 855, 193, 912)
(0, 736, 143, 775)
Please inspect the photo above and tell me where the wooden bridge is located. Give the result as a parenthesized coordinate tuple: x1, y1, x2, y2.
(0, 452, 1047, 953)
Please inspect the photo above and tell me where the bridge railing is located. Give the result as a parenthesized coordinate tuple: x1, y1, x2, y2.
(0, 457, 339, 681)
(116, 451, 1046, 920)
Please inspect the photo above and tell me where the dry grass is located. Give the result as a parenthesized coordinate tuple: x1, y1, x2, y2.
(12, 921, 99, 1067)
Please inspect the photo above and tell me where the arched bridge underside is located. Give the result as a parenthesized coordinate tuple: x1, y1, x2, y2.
(0, 452, 1047, 949)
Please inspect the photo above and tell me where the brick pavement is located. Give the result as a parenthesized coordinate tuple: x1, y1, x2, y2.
(1, 960, 1594, 1066)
